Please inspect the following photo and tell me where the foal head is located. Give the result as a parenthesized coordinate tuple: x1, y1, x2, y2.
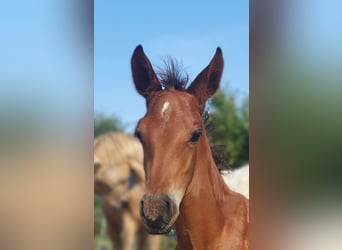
(131, 45, 223, 234)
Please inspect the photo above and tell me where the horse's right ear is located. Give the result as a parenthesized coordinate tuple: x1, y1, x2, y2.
(131, 45, 161, 98)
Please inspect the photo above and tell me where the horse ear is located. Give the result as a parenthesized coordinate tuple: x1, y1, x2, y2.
(187, 47, 224, 111)
(131, 45, 161, 98)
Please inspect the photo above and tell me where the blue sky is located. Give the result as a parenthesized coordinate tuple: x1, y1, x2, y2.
(0, 1, 91, 134)
(95, 0, 249, 133)
(283, 0, 342, 67)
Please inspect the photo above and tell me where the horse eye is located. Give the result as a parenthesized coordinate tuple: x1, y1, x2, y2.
(189, 129, 202, 144)
(134, 129, 143, 143)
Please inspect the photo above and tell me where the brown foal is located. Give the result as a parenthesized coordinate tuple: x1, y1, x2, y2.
(131, 45, 249, 250)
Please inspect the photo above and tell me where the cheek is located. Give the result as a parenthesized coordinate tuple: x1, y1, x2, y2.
(167, 149, 196, 199)
(178, 147, 196, 178)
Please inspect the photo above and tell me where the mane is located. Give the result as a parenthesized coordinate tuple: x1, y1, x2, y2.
(156, 58, 189, 91)
(203, 111, 231, 171)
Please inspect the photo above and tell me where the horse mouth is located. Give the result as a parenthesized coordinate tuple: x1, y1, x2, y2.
(144, 220, 175, 234)
(140, 194, 179, 235)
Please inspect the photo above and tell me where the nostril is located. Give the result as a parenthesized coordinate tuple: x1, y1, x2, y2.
(121, 200, 128, 208)
(162, 195, 174, 216)
(140, 200, 145, 217)
(165, 200, 171, 211)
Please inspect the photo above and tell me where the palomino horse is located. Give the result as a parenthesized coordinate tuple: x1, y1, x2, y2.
(131, 45, 249, 250)
(94, 132, 161, 250)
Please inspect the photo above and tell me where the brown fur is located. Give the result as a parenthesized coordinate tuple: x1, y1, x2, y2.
(131, 45, 249, 249)
(94, 132, 161, 250)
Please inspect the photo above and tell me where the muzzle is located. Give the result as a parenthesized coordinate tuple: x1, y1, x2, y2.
(140, 194, 178, 234)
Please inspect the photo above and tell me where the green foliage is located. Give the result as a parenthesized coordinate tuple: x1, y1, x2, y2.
(160, 236, 177, 249)
(209, 90, 249, 168)
(94, 112, 124, 138)
(94, 195, 103, 236)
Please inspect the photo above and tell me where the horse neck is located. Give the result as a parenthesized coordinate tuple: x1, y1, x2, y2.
(175, 136, 231, 244)
(188, 134, 228, 203)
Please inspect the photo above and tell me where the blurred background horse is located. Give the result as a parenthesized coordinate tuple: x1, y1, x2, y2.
(221, 165, 249, 199)
(94, 132, 161, 250)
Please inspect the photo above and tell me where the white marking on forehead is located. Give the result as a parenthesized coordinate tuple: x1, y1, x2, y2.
(161, 101, 170, 117)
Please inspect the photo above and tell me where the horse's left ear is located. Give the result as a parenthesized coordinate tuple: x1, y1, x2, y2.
(187, 47, 224, 111)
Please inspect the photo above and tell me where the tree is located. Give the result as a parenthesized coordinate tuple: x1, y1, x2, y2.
(209, 89, 249, 168)
(94, 112, 124, 138)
